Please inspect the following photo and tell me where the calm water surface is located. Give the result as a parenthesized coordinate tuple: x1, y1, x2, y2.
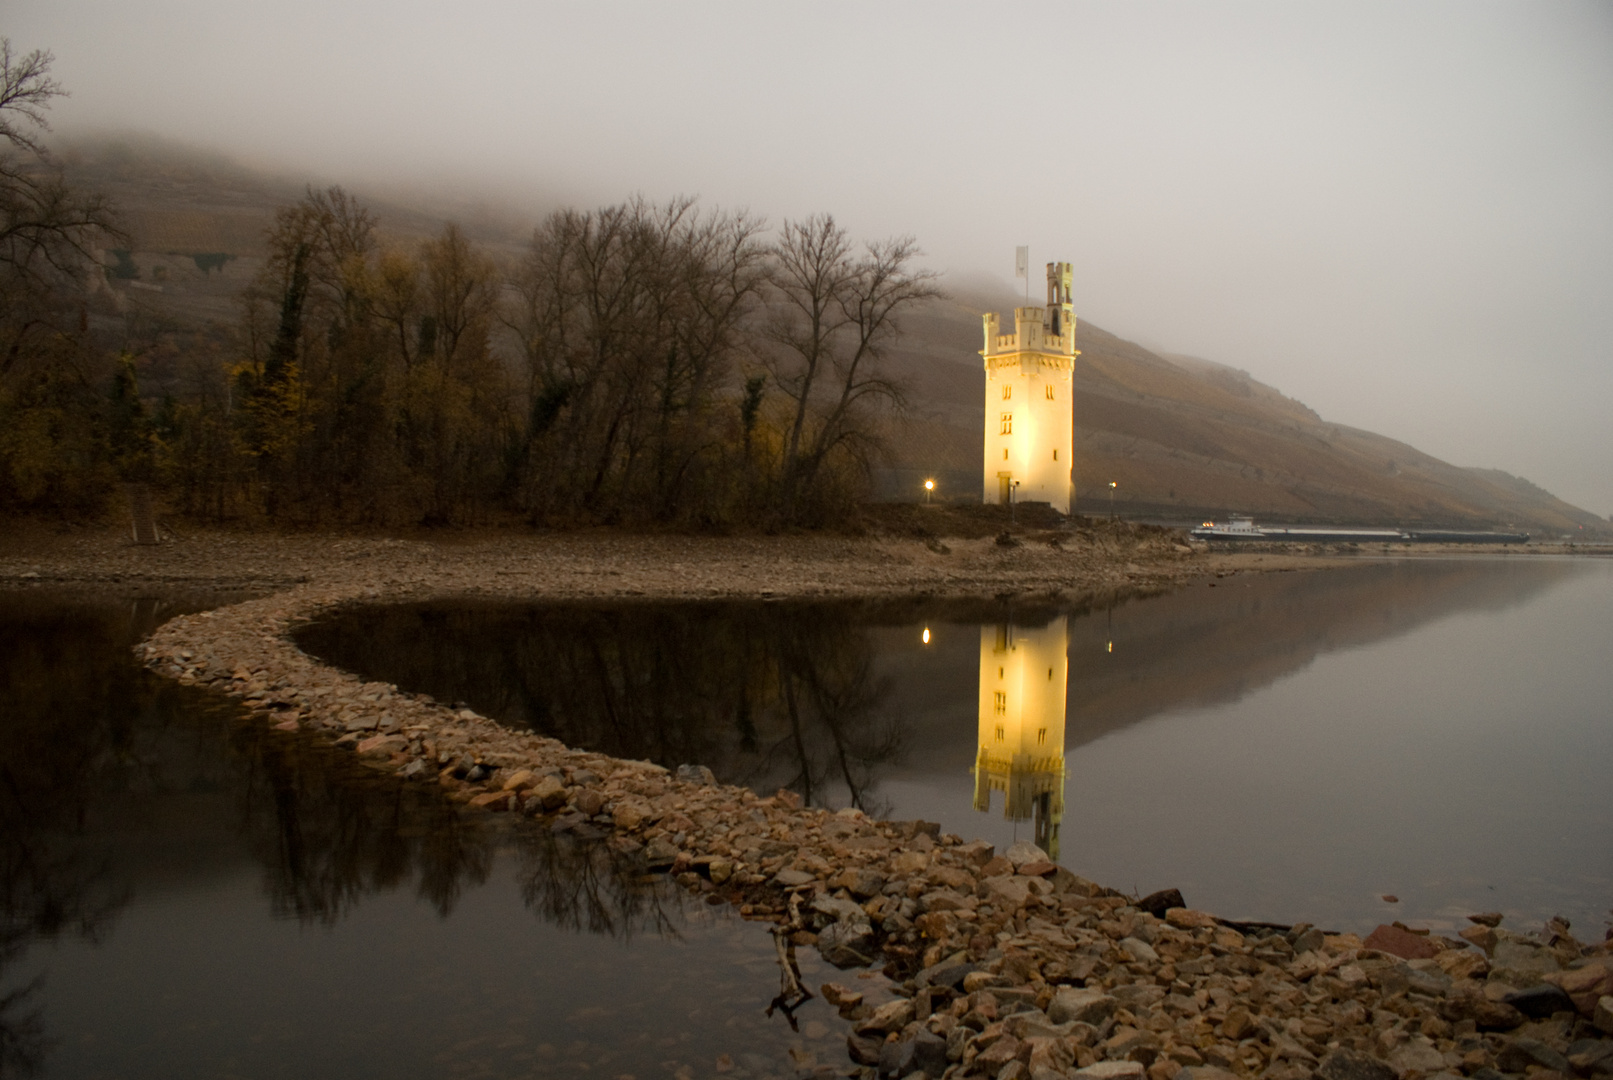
(300, 557, 1613, 938)
(0, 591, 858, 1079)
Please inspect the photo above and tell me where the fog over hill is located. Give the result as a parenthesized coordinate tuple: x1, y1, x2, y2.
(68, 136, 1604, 537)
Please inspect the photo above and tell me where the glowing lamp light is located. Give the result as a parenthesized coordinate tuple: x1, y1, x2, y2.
(922, 627, 931, 645)
(1106, 641, 1113, 653)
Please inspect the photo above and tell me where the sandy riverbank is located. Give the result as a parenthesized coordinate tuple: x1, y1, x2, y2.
(5, 525, 1609, 1080)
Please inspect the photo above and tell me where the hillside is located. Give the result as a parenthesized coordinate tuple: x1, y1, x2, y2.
(61, 137, 1603, 536)
(879, 283, 1605, 536)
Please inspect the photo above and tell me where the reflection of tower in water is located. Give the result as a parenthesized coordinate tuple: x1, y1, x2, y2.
(973, 618, 1067, 860)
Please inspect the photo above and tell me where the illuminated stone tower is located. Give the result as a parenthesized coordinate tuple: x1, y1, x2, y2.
(973, 617, 1068, 860)
(981, 262, 1078, 513)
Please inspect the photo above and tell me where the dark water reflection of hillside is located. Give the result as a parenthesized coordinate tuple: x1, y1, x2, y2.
(0, 591, 840, 1079)
(300, 557, 1610, 936)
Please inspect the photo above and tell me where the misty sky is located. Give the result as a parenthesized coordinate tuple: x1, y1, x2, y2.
(12, 1, 1613, 515)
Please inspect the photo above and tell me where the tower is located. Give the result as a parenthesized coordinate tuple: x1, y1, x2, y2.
(973, 617, 1068, 860)
(981, 262, 1078, 513)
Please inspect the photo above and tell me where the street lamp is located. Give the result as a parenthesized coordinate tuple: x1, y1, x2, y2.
(1010, 480, 1021, 524)
(924, 478, 934, 503)
(1108, 481, 1117, 520)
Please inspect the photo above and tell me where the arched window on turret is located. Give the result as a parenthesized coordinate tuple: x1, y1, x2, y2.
(1003, 384, 1012, 400)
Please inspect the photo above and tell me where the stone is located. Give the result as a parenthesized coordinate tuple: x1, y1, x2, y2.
(879, 1030, 948, 1078)
(572, 788, 606, 816)
(1137, 888, 1185, 917)
(981, 875, 1032, 910)
(1387, 1036, 1446, 1075)
(1004, 840, 1049, 867)
(399, 759, 427, 780)
(772, 788, 802, 810)
(611, 799, 649, 830)
(1362, 923, 1439, 960)
(980, 856, 1015, 878)
(1547, 960, 1613, 1017)
(706, 859, 734, 885)
(820, 983, 862, 1008)
(856, 998, 915, 1035)
(1459, 925, 1498, 954)
(1496, 1037, 1572, 1075)
(956, 840, 995, 867)
(976, 1035, 1023, 1070)
(530, 775, 569, 811)
(846, 1033, 884, 1067)
(500, 768, 536, 792)
(674, 763, 716, 785)
(642, 838, 679, 867)
(1165, 908, 1217, 930)
(817, 920, 875, 968)
(1120, 937, 1159, 964)
(1467, 912, 1504, 927)
(773, 868, 816, 888)
(1073, 1062, 1144, 1080)
(1315, 1049, 1398, 1080)
(891, 851, 929, 875)
(1049, 987, 1117, 1026)
(1433, 948, 1489, 981)
(1598, 995, 1613, 1035)
(1503, 983, 1577, 1019)
(831, 867, 887, 898)
(1292, 926, 1326, 955)
(811, 894, 867, 926)
(1220, 1006, 1257, 1041)
(1017, 861, 1057, 878)
(1172, 1069, 1238, 1080)
(914, 958, 977, 991)
(1567, 1039, 1613, 1076)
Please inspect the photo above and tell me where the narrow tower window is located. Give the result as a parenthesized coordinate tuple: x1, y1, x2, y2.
(1003, 385, 1012, 400)
(993, 692, 1006, 716)
(1000, 413, 1012, 434)
(1045, 385, 1055, 400)
(1052, 449, 1058, 461)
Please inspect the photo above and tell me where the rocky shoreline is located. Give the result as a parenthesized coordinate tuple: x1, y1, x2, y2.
(12, 528, 1611, 1080)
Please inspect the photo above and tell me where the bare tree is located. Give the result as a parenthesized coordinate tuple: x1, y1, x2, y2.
(763, 215, 940, 522)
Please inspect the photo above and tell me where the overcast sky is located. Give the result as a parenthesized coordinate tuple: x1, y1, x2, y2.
(12, 1, 1613, 515)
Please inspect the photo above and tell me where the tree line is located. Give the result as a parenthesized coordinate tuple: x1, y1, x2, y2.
(0, 41, 939, 529)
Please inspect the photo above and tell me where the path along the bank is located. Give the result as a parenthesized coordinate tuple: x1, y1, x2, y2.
(8, 528, 1611, 1080)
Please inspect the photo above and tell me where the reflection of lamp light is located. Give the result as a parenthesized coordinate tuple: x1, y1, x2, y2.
(1107, 641, 1113, 653)
(922, 627, 931, 645)
(1108, 480, 1117, 520)
(924, 479, 935, 503)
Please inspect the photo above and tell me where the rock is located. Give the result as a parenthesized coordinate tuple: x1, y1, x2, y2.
(1172, 1069, 1238, 1080)
(1073, 1062, 1144, 1080)
(572, 788, 606, 816)
(817, 919, 875, 968)
(611, 799, 649, 830)
(831, 867, 886, 898)
(855, 998, 915, 1035)
(1017, 860, 1057, 877)
(674, 763, 716, 785)
(1492, 934, 1560, 980)
(914, 958, 977, 991)
(1433, 948, 1489, 981)
(956, 840, 995, 867)
(1120, 937, 1159, 964)
(1165, 908, 1217, 930)
(1567, 1039, 1613, 1076)
(981, 874, 1032, 910)
(1503, 983, 1578, 1019)
(1496, 1037, 1572, 1075)
(1315, 1048, 1398, 1080)
(1292, 926, 1326, 954)
(1221, 1006, 1257, 1041)
(1004, 840, 1049, 866)
(811, 894, 867, 926)
(399, 759, 427, 780)
(642, 838, 679, 868)
(891, 851, 929, 875)
(1363, 923, 1439, 960)
(1598, 995, 1613, 1035)
(846, 1033, 884, 1067)
(772, 868, 815, 888)
(1387, 1036, 1446, 1075)
(879, 1030, 948, 1078)
(1049, 987, 1117, 1026)
(820, 983, 862, 1008)
(980, 856, 1015, 878)
(976, 1035, 1023, 1071)
(1467, 912, 1504, 927)
(772, 788, 802, 810)
(1546, 959, 1613, 1016)
(1441, 989, 1525, 1030)
(1460, 925, 1499, 954)
(1137, 888, 1185, 917)
(464, 763, 492, 783)
(530, 774, 569, 811)
(500, 768, 535, 792)
(706, 859, 733, 885)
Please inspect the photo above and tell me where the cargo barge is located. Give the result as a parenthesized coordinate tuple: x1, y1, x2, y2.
(1190, 515, 1529, 544)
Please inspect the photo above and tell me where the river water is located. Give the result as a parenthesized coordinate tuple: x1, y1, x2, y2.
(4, 557, 1610, 1076)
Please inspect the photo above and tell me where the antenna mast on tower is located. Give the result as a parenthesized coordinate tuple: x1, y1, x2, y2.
(1015, 246, 1029, 304)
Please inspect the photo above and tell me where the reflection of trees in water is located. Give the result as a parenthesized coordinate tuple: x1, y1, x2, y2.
(0, 593, 706, 1076)
(298, 602, 910, 811)
(0, 595, 197, 1076)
